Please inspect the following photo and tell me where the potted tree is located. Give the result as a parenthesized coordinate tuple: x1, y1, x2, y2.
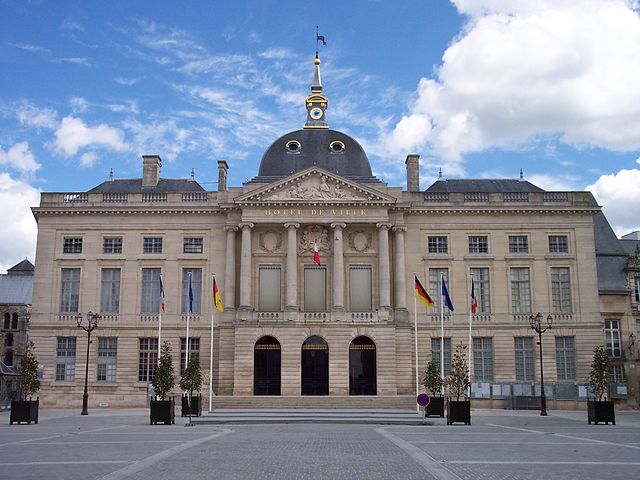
(445, 342, 471, 425)
(587, 344, 615, 425)
(179, 357, 203, 422)
(422, 360, 444, 417)
(150, 341, 175, 425)
(10, 341, 40, 425)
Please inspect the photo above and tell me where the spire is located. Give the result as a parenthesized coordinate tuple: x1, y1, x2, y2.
(311, 54, 322, 94)
(304, 46, 329, 129)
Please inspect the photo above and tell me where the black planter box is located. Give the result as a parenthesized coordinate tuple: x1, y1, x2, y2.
(150, 398, 175, 425)
(181, 394, 202, 417)
(587, 400, 615, 425)
(425, 396, 445, 417)
(10, 399, 39, 425)
(447, 399, 471, 425)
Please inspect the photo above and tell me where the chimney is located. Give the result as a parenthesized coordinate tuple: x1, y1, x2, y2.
(142, 155, 161, 187)
(218, 160, 229, 192)
(405, 154, 420, 192)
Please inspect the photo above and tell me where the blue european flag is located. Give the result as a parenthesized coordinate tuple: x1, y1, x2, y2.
(188, 274, 193, 313)
(442, 277, 454, 311)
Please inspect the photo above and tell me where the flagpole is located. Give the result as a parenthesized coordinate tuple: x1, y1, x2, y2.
(413, 273, 420, 413)
(209, 273, 215, 412)
(440, 273, 444, 396)
(468, 276, 473, 398)
(158, 274, 163, 368)
(185, 272, 191, 379)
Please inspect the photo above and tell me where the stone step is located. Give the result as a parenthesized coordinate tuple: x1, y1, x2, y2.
(210, 395, 416, 410)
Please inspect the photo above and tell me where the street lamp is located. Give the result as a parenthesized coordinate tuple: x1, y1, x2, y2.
(529, 312, 553, 416)
(76, 311, 100, 415)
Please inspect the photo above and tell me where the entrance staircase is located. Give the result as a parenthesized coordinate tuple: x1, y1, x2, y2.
(210, 395, 416, 410)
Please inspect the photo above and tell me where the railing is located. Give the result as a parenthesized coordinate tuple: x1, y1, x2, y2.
(63, 193, 88, 203)
(543, 192, 569, 202)
(142, 192, 167, 202)
(58, 314, 78, 321)
(424, 192, 449, 202)
(254, 312, 281, 320)
(99, 314, 119, 322)
(102, 193, 128, 203)
(140, 314, 159, 322)
(464, 192, 489, 202)
(503, 192, 529, 202)
(182, 192, 208, 202)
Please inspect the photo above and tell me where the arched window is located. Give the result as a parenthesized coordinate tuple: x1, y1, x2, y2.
(11, 313, 18, 330)
(253, 336, 281, 396)
(3, 313, 9, 330)
(301, 336, 329, 395)
(349, 336, 377, 395)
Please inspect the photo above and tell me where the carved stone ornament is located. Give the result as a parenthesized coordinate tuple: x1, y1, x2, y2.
(270, 175, 362, 201)
(258, 230, 282, 253)
(348, 231, 372, 253)
(298, 225, 331, 254)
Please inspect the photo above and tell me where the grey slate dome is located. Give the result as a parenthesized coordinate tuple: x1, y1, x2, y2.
(255, 128, 376, 182)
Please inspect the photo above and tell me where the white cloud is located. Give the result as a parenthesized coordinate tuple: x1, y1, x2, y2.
(53, 116, 126, 157)
(69, 96, 88, 113)
(587, 168, 640, 235)
(0, 142, 40, 173)
(61, 19, 84, 31)
(16, 103, 58, 129)
(52, 57, 91, 66)
(80, 151, 98, 167)
(114, 76, 143, 86)
(0, 173, 38, 274)
(9, 43, 51, 54)
(387, 0, 640, 164)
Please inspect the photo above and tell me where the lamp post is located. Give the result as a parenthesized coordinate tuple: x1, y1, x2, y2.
(76, 311, 100, 415)
(529, 312, 553, 416)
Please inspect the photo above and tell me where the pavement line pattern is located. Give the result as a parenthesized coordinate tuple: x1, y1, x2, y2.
(25, 440, 183, 445)
(412, 441, 592, 445)
(446, 461, 640, 465)
(488, 423, 640, 451)
(0, 461, 132, 466)
(0, 433, 66, 448)
(375, 427, 463, 480)
(97, 428, 233, 480)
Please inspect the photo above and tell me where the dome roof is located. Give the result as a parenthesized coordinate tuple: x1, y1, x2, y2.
(255, 128, 377, 182)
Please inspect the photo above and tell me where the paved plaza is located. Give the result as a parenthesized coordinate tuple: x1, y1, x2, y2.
(1, 408, 639, 479)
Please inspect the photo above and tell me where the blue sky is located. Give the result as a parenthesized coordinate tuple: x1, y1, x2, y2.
(1, 0, 640, 272)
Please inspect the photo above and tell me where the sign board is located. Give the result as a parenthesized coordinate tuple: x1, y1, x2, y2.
(416, 393, 431, 407)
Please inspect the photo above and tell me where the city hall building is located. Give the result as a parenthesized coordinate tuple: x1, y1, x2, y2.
(29, 55, 638, 409)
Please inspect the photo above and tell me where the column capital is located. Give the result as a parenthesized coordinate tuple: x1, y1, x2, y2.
(284, 222, 300, 230)
(376, 222, 392, 231)
(330, 222, 347, 230)
(392, 225, 407, 233)
(224, 226, 238, 233)
(238, 222, 254, 231)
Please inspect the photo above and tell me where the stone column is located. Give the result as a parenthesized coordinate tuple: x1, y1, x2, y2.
(223, 226, 237, 310)
(377, 223, 392, 309)
(331, 223, 346, 311)
(238, 222, 254, 310)
(392, 226, 408, 311)
(284, 222, 300, 311)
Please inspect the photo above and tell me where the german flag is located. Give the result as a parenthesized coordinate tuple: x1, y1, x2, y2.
(414, 275, 435, 308)
(213, 276, 224, 312)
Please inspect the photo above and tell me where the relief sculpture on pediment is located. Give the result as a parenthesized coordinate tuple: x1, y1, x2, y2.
(273, 175, 359, 201)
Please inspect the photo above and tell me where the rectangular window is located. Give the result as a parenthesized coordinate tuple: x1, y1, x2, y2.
(97, 337, 117, 382)
(141, 268, 161, 314)
(473, 337, 494, 381)
(549, 235, 569, 253)
(470, 267, 491, 313)
(304, 266, 326, 311)
(56, 336, 76, 381)
(468, 235, 488, 254)
(428, 268, 450, 312)
(634, 276, 640, 303)
(349, 265, 372, 311)
(514, 337, 535, 381)
(431, 337, 452, 377)
(60, 268, 80, 313)
(259, 265, 281, 311)
(143, 237, 163, 254)
(611, 365, 626, 384)
(181, 268, 202, 314)
(555, 336, 576, 380)
(427, 236, 448, 254)
(605, 319, 622, 357)
(183, 237, 203, 254)
(63, 237, 83, 254)
(103, 237, 123, 254)
(138, 338, 158, 382)
(551, 267, 572, 313)
(100, 268, 121, 314)
(509, 235, 529, 254)
(510, 267, 531, 314)
(180, 337, 200, 375)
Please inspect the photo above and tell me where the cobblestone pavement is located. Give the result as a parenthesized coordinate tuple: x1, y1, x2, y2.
(1, 408, 639, 479)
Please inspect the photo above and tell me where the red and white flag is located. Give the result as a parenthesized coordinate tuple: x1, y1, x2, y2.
(470, 279, 478, 314)
(313, 242, 321, 266)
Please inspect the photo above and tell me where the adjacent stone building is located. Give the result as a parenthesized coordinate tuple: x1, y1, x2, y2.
(28, 55, 636, 409)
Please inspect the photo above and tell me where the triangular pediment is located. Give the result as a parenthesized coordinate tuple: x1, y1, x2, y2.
(235, 168, 396, 205)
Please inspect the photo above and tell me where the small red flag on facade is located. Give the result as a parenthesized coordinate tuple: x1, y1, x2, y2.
(313, 242, 321, 266)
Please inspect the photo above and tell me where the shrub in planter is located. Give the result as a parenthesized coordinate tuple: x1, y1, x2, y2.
(10, 341, 40, 425)
(150, 341, 175, 425)
(179, 357, 204, 421)
(422, 360, 444, 417)
(445, 343, 471, 425)
(587, 345, 615, 425)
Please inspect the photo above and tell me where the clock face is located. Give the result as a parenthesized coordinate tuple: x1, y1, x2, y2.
(310, 107, 323, 120)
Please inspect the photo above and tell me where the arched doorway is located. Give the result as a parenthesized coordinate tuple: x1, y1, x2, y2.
(301, 336, 329, 395)
(254, 336, 281, 395)
(349, 336, 377, 395)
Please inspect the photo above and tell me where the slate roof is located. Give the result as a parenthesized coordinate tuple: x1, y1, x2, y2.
(593, 211, 630, 294)
(89, 179, 205, 193)
(0, 274, 33, 304)
(620, 239, 640, 256)
(0, 362, 18, 377)
(426, 179, 545, 193)
(7, 259, 34, 275)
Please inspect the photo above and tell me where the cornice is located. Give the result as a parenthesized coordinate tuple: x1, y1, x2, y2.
(406, 207, 601, 216)
(32, 207, 224, 216)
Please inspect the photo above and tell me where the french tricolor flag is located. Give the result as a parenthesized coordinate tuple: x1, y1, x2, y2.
(313, 242, 321, 266)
